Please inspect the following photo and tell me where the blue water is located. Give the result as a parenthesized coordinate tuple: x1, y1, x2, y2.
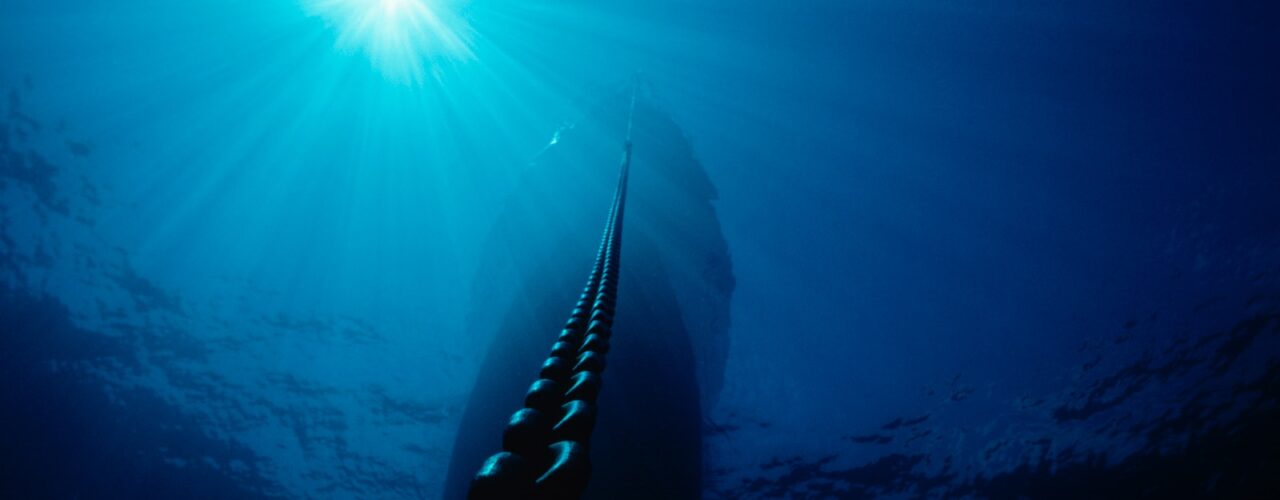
(2, 1, 1278, 498)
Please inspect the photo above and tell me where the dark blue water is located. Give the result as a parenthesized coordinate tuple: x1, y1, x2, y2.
(2, 1, 1278, 498)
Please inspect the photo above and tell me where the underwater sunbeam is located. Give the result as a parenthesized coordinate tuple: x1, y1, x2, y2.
(306, 0, 473, 84)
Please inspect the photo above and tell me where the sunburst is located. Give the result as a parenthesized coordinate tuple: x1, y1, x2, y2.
(305, 0, 474, 84)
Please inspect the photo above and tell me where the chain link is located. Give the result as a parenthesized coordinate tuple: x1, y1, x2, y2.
(467, 125, 634, 499)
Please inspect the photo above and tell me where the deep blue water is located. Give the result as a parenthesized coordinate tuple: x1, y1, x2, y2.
(2, 1, 1278, 498)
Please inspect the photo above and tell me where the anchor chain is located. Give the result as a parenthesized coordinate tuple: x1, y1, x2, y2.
(467, 90, 637, 500)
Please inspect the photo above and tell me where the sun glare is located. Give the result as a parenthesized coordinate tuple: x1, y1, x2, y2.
(306, 0, 473, 84)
